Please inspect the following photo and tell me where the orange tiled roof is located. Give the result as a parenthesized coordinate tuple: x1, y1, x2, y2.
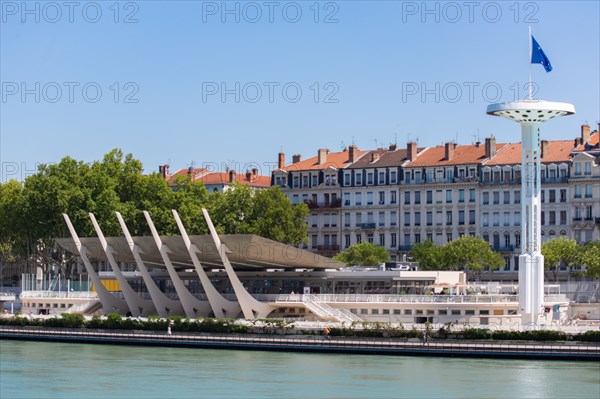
(280, 149, 367, 171)
(574, 131, 599, 151)
(486, 139, 574, 166)
(165, 167, 208, 184)
(197, 172, 271, 188)
(404, 143, 505, 167)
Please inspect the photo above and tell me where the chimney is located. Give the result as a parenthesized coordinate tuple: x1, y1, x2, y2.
(245, 170, 252, 181)
(581, 124, 591, 143)
(388, 144, 397, 151)
(229, 170, 236, 183)
(407, 142, 417, 161)
(158, 164, 169, 179)
(485, 136, 496, 159)
(318, 148, 328, 165)
(188, 166, 194, 175)
(292, 154, 302, 164)
(349, 145, 358, 163)
(541, 140, 549, 159)
(252, 168, 258, 176)
(278, 152, 285, 169)
(445, 142, 455, 161)
(371, 152, 380, 162)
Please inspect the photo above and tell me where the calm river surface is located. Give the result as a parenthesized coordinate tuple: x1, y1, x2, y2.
(1, 340, 598, 399)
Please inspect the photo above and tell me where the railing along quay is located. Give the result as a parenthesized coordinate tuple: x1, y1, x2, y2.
(1, 326, 598, 361)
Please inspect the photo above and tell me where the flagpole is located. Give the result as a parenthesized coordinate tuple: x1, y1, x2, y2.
(528, 26, 532, 100)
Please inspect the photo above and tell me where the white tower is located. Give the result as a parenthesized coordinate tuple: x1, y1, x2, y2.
(487, 100, 575, 325)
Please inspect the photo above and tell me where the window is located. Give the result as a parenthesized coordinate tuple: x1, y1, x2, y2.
(390, 211, 397, 226)
(560, 189, 567, 202)
(356, 212, 362, 226)
(391, 191, 397, 204)
(585, 185, 593, 198)
(482, 192, 489, 205)
(391, 233, 397, 247)
(415, 212, 421, 226)
(378, 171, 385, 185)
(575, 186, 581, 199)
(404, 191, 411, 205)
(415, 233, 421, 243)
(426, 190, 433, 204)
(482, 212, 489, 227)
(469, 210, 475, 225)
(379, 191, 385, 205)
(584, 162, 592, 175)
(446, 189, 452, 203)
(446, 211, 452, 225)
(343, 173, 351, 186)
(379, 233, 385, 246)
(514, 190, 521, 204)
(355, 173, 363, 186)
(343, 192, 350, 206)
(446, 233, 452, 243)
(427, 212, 433, 226)
(514, 212, 521, 226)
(293, 175, 299, 188)
(436, 211, 443, 226)
(560, 211, 566, 225)
(356, 234, 362, 244)
(458, 189, 465, 203)
(493, 191, 500, 205)
(378, 212, 385, 226)
(493, 212, 499, 226)
(404, 212, 411, 226)
(367, 192, 374, 205)
(458, 210, 465, 225)
(415, 191, 421, 204)
(311, 235, 318, 249)
(541, 190, 545, 203)
(344, 213, 350, 227)
(549, 211, 556, 225)
(515, 234, 521, 248)
(345, 234, 350, 248)
(549, 190, 556, 203)
(367, 172, 374, 185)
(390, 171, 397, 184)
(503, 212, 510, 226)
(355, 192, 362, 206)
(503, 191, 510, 204)
(575, 163, 582, 175)
(436, 190, 443, 204)
(469, 188, 476, 202)
(367, 234, 374, 243)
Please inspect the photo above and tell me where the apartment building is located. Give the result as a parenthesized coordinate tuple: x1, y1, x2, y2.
(273, 124, 599, 272)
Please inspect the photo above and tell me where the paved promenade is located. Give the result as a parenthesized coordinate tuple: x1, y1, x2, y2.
(1, 326, 598, 361)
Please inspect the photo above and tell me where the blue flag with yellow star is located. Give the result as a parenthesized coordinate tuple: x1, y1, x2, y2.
(531, 35, 552, 72)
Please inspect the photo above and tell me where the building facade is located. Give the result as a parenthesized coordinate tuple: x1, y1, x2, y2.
(273, 124, 600, 273)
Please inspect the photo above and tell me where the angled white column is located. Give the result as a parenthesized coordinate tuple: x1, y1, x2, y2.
(89, 213, 154, 317)
(62, 214, 126, 314)
(201, 208, 275, 319)
(143, 211, 211, 318)
(115, 212, 183, 318)
(172, 210, 241, 318)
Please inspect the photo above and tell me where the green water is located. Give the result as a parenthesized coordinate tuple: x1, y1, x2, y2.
(1, 340, 598, 399)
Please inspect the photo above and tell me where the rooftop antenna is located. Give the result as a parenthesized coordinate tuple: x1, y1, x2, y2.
(476, 129, 481, 142)
(351, 136, 356, 145)
(455, 131, 458, 143)
(340, 140, 346, 150)
(373, 138, 378, 149)
(393, 132, 398, 145)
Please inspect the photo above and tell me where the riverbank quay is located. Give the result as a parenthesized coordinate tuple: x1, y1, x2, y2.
(1, 326, 599, 361)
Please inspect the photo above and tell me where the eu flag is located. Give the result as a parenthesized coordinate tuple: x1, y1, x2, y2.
(531, 35, 552, 72)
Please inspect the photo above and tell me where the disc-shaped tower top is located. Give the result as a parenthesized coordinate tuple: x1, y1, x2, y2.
(486, 100, 575, 123)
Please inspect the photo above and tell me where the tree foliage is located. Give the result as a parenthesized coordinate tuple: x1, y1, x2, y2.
(333, 242, 390, 266)
(580, 241, 600, 279)
(541, 237, 581, 281)
(410, 236, 502, 279)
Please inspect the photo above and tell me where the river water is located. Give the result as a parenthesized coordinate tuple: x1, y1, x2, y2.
(1, 340, 598, 398)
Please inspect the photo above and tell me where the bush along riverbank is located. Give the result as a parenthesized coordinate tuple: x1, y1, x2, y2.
(1, 314, 599, 343)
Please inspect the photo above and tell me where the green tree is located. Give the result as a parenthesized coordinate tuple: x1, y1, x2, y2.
(410, 239, 445, 270)
(580, 241, 600, 279)
(444, 236, 503, 280)
(334, 242, 390, 266)
(541, 237, 582, 281)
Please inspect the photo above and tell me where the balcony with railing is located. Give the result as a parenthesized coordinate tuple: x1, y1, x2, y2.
(305, 198, 341, 209)
(357, 222, 376, 229)
(317, 244, 339, 252)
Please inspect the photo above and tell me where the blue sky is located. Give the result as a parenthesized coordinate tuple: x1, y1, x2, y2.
(1, 0, 599, 180)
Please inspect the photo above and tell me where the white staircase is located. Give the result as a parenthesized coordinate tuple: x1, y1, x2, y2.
(303, 295, 362, 323)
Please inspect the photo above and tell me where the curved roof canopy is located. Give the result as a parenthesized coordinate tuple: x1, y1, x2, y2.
(56, 234, 343, 271)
